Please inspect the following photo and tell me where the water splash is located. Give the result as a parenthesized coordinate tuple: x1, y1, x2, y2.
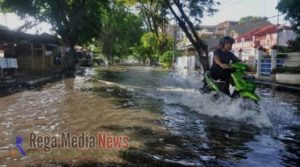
(95, 69, 299, 129)
(144, 87, 272, 128)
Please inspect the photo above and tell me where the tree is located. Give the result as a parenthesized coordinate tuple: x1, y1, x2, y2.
(136, 0, 168, 37)
(159, 50, 177, 68)
(128, 0, 219, 71)
(95, 1, 143, 64)
(239, 16, 267, 24)
(137, 32, 162, 64)
(164, 0, 219, 71)
(277, 0, 300, 35)
(1, 0, 109, 71)
(131, 31, 173, 65)
(277, 0, 300, 51)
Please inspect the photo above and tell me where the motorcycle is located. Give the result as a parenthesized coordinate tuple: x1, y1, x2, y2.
(202, 62, 260, 102)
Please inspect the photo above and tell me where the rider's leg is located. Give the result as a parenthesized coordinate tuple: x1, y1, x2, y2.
(220, 70, 231, 95)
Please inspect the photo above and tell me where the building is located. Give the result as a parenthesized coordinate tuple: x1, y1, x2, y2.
(176, 44, 199, 70)
(164, 24, 185, 42)
(215, 21, 238, 36)
(197, 25, 217, 37)
(0, 26, 63, 85)
(228, 18, 272, 38)
(175, 22, 234, 70)
(232, 24, 296, 62)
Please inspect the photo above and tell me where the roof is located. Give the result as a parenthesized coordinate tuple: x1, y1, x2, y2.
(228, 18, 272, 35)
(0, 28, 58, 44)
(218, 20, 239, 25)
(236, 24, 292, 42)
(178, 44, 193, 50)
(178, 38, 219, 51)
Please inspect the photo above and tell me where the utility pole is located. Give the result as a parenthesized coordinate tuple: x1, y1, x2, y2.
(272, 0, 281, 97)
(276, 0, 280, 46)
(173, 18, 177, 62)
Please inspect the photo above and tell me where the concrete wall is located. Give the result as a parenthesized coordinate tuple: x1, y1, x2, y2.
(276, 73, 300, 85)
(284, 52, 300, 67)
(176, 55, 196, 70)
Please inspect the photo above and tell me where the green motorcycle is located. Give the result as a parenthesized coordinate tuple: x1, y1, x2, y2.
(202, 62, 260, 102)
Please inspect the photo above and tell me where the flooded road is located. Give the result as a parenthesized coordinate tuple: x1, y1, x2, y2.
(0, 65, 300, 167)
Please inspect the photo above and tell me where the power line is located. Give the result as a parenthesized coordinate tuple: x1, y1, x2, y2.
(266, 14, 284, 19)
(219, 0, 246, 10)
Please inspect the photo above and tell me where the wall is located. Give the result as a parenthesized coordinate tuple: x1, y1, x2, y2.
(285, 52, 300, 67)
(14, 43, 61, 74)
(176, 55, 196, 70)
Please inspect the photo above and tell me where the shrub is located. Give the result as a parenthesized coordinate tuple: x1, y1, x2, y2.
(159, 50, 175, 69)
(287, 37, 300, 52)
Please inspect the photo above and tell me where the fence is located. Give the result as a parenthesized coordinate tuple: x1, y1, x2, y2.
(260, 58, 285, 76)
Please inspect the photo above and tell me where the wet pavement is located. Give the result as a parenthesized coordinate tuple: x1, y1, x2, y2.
(0, 65, 299, 167)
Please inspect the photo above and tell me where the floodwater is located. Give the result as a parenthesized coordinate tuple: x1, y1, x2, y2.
(0, 65, 299, 167)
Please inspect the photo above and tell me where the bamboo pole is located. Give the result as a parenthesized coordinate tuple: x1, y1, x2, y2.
(42, 44, 45, 74)
(31, 44, 34, 72)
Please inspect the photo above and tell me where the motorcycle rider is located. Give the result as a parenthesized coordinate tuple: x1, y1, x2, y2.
(210, 36, 241, 95)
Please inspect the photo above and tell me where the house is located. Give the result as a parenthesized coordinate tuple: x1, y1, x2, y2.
(174, 19, 285, 70)
(232, 24, 296, 62)
(215, 21, 238, 36)
(231, 24, 297, 76)
(0, 26, 63, 85)
(175, 22, 234, 70)
(228, 18, 272, 38)
(176, 44, 199, 70)
(197, 25, 217, 37)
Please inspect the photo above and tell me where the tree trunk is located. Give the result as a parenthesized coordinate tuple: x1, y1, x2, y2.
(62, 39, 77, 74)
(167, 2, 209, 72)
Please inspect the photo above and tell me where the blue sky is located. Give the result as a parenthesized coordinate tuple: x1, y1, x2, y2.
(0, 0, 288, 34)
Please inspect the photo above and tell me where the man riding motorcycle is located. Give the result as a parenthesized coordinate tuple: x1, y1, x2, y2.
(210, 36, 241, 95)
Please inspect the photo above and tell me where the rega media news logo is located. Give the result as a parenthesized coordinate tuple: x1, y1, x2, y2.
(29, 132, 129, 152)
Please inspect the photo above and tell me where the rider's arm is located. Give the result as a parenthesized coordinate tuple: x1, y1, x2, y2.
(214, 55, 230, 69)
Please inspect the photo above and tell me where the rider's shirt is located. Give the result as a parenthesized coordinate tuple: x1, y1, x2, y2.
(210, 48, 240, 73)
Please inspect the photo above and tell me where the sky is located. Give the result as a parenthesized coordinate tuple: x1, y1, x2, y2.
(202, 0, 286, 25)
(0, 0, 288, 35)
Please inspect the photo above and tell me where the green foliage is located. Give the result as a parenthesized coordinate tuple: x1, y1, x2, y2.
(239, 16, 268, 24)
(139, 0, 168, 35)
(165, 0, 219, 24)
(163, 0, 219, 71)
(277, 0, 300, 34)
(93, 1, 144, 64)
(132, 31, 173, 65)
(159, 50, 175, 68)
(275, 37, 300, 52)
(2, 0, 219, 70)
(287, 37, 300, 51)
(276, 45, 293, 53)
(141, 32, 158, 49)
(276, 53, 288, 58)
(1, 0, 109, 47)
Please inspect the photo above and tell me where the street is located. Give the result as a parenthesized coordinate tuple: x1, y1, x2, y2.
(0, 65, 299, 166)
